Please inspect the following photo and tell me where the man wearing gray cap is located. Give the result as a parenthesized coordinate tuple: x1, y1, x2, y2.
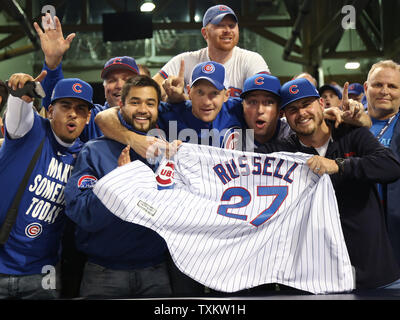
(153, 4, 270, 100)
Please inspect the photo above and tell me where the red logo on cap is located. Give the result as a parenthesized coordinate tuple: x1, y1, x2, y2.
(112, 58, 122, 64)
(289, 85, 299, 95)
(254, 76, 264, 86)
(72, 83, 82, 93)
(219, 5, 228, 11)
(202, 63, 215, 74)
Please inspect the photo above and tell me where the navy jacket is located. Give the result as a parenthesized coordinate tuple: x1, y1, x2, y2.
(64, 136, 167, 270)
(257, 123, 400, 289)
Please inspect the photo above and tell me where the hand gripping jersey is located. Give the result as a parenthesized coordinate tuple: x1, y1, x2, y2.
(93, 144, 354, 294)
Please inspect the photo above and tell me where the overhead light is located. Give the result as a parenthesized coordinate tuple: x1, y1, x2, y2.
(140, 0, 155, 12)
(345, 61, 360, 70)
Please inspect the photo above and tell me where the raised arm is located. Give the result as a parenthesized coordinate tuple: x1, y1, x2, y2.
(33, 13, 75, 110)
(5, 71, 47, 139)
(324, 83, 372, 129)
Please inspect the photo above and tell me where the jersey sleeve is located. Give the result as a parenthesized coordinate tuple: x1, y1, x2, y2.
(64, 143, 116, 232)
(41, 62, 64, 111)
(4, 95, 35, 139)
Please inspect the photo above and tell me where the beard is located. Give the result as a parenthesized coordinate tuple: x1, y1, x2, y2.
(291, 115, 323, 137)
(122, 111, 157, 133)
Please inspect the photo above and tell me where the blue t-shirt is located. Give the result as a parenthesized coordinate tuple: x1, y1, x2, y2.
(0, 113, 82, 274)
(370, 112, 400, 198)
(370, 113, 400, 147)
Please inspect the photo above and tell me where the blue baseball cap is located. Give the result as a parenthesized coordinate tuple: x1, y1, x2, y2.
(203, 4, 238, 27)
(101, 56, 139, 79)
(240, 73, 281, 99)
(280, 78, 320, 109)
(190, 61, 227, 90)
(348, 83, 364, 95)
(318, 84, 342, 99)
(51, 78, 94, 109)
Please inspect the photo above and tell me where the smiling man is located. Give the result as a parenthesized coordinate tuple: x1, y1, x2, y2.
(364, 60, 400, 268)
(257, 78, 400, 291)
(153, 4, 270, 99)
(0, 72, 93, 299)
(64, 75, 172, 299)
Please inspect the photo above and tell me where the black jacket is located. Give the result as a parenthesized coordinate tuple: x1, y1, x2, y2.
(257, 123, 400, 289)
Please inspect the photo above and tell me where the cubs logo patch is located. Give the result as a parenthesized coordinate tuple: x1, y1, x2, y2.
(156, 161, 175, 190)
(72, 83, 82, 93)
(78, 175, 97, 189)
(289, 84, 299, 95)
(202, 63, 215, 74)
(25, 222, 42, 239)
(254, 76, 265, 86)
(222, 127, 241, 150)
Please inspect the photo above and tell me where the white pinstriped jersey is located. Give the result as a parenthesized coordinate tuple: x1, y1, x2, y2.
(93, 143, 355, 294)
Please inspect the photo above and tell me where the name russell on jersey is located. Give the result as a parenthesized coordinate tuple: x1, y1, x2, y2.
(213, 155, 299, 185)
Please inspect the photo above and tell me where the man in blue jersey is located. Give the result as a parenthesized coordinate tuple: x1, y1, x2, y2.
(64, 75, 172, 299)
(0, 71, 93, 299)
(364, 60, 400, 271)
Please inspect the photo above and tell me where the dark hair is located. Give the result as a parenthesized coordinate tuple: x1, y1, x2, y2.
(0, 80, 9, 113)
(121, 75, 161, 105)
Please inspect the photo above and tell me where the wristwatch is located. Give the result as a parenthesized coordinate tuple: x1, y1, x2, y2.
(335, 158, 345, 175)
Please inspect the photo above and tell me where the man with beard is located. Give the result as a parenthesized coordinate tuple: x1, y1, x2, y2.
(257, 78, 400, 290)
(154, 4, 270, 100)
(64, 76, 172, 299)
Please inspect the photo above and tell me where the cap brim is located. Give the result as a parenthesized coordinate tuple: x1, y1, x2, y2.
(101, 64, 139, 79)
(281, 94, 319, 109)
(240, 88, 280, 99)
(51, 97, 94, 109)
(209, 13, 237, 25)
(191, 77, 225, 90)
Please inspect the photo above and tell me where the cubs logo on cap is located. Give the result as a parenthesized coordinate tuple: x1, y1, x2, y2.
(51, 78, 94, 109)
(280, 78, 320, 109)
(202, 63, 216, 74)
(156, 160, 175, 190)
(190, 61, 227, 90)
(240, 73, 281, 99)
(77, 175, 98, 189)
(101, 56, 139, 79)
(203, 4, 238, 27)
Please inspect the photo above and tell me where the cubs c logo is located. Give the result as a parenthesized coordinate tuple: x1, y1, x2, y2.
(156, 161, 175, 189)
(202, 63, 215, 74)
(25, 222, 42, 239)
(72, 83, 82, 93)
(112, 58, 122, 64)
(78, 175, 97, 189)
(254, 76, 265, 86)
(289, 85, 299, 95)
(219, 5, 228, 11)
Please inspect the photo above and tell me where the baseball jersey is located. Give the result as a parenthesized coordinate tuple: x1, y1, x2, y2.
(158, 47, 270, 98)
(0, 109, 82, 275)
(93, 143, 354, 294)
